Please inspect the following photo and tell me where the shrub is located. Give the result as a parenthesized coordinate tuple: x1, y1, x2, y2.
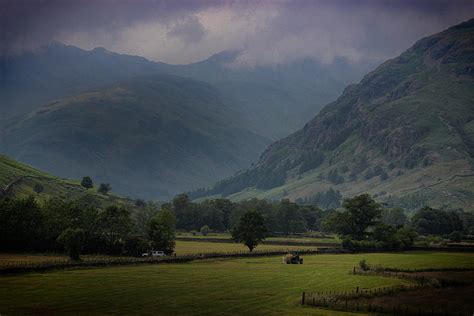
(359, 259, 369, 271)
(81, 176, 94, 189)
(98, 183, 111, 195)
(57, 228, 85, 261)
(200, 225, 211, 236)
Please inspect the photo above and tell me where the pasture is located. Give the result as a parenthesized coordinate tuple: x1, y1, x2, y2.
(0, 241, 318, 267)
(1, 252, 472, 315)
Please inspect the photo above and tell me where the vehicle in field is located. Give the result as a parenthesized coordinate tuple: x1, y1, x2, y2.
(141, 250, 165, 257)
(283, 252, 303, 264)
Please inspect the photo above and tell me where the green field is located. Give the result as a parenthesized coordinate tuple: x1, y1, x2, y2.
(174, 241, 317, 255)
(0, 241, 317, 267)
(1, 252, 472, 315)
(176, 232, 340, 245)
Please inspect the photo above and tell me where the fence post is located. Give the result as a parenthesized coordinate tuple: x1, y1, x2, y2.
(301, 292, 305, 305)
(356, 286, 359, 293)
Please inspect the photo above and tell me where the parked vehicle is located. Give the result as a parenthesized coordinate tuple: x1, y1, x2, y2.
(141, 250, 165, 257)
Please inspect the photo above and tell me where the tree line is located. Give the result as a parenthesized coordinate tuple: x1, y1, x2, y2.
(1, 190, 473, 258)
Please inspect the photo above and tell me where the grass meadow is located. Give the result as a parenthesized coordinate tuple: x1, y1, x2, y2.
(0, 241, 319, 267)
(1, 252, 472, 315)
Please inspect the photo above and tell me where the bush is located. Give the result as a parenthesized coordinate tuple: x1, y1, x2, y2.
(34, 183, 44, 194)
(81, 176, 94, 189)
(200, 225, 210, 236)
(359, 259, 369, 271)
(57, 228, 85, 261)
(98, 183, 111, 195)
(447, 231, 463, 242)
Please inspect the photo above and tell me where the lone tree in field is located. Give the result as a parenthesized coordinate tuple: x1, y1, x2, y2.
(81, 176, 94, 189)
(148, 208, 176, 255)
(34, 183, 44, 195)
(98, 183, 111, 195)
(232, 210, 268, 252)
(57, 228, 85, 261)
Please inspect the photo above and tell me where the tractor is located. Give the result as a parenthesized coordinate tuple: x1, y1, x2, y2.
(283, 252, 303, 264)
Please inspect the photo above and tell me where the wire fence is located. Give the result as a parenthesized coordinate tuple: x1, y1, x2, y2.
(301, 266, 474, 315)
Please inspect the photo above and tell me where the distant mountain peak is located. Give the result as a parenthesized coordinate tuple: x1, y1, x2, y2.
(198, 50, 242, 65)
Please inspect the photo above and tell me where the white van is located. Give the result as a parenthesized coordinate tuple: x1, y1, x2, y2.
(141, 250, 165, 257)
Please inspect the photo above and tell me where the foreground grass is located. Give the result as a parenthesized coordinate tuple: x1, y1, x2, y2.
(1, 252, 472, 315)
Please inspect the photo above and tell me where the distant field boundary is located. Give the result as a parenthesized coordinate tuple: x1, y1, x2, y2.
(3, 247, 473, 275)
(0, 248, 346, 275)
(175, 237, 341, 248)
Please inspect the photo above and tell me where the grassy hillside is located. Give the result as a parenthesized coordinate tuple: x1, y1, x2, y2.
(0, 74, 269, 199)
(194, 18, 474, 210)
(0, 252, 472, 314)
(0, 154, 132, 207)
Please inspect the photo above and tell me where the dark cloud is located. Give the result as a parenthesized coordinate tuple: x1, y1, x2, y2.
(1, 0, 473, 64)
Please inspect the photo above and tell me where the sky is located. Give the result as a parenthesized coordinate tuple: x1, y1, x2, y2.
(1, 0, 473, 66)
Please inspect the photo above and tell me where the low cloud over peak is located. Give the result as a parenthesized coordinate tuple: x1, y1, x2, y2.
(2, 0, 473, 66)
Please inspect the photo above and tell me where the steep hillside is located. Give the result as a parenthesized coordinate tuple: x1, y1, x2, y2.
(0, 155, 132, 207)
(0, 75, 268, 199)
(0, 43, 372, 139)
(194, 19, 474, 210)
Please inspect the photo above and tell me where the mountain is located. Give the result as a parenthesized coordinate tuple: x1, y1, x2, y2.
(160, 51, 374, 139)
(193, 18, 474, 210)
(0, 42, 373, 139)
(0, 154, 133, 208)
(0, 42, 167, 118)
(0, 74, 268, 199)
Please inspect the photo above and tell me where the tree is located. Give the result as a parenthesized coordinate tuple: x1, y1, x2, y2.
(81, 176, 94, 189)
(97, 206, 133, 254)
(57, 228, 85, 261)
(0, 196, 44, 251)
(34, 183, 44, 195)
(200, 225, 210, 236)
(232, 210, 268, 252)
(411, 207, 463, 235)
(98, 183, 111, 195)
(381, 208, 408, 227)
(323, 194, 381, 240)
(148, 208, 176, 255)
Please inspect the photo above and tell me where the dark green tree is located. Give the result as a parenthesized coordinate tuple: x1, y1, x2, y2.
(81, 176, 94, 189)
(323, 194, 382, 240)
(34, 183, 44, 195)
(200, 225, 210, 236)
(57, 228, 85, 261)
(0, 196, 44, 251)
(148, 208, 176, 255)
(98, 183, 111, 195)
(381, 208, 408, 227)
(232, 210, 268, 252)
(97, 206, 133, 254)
